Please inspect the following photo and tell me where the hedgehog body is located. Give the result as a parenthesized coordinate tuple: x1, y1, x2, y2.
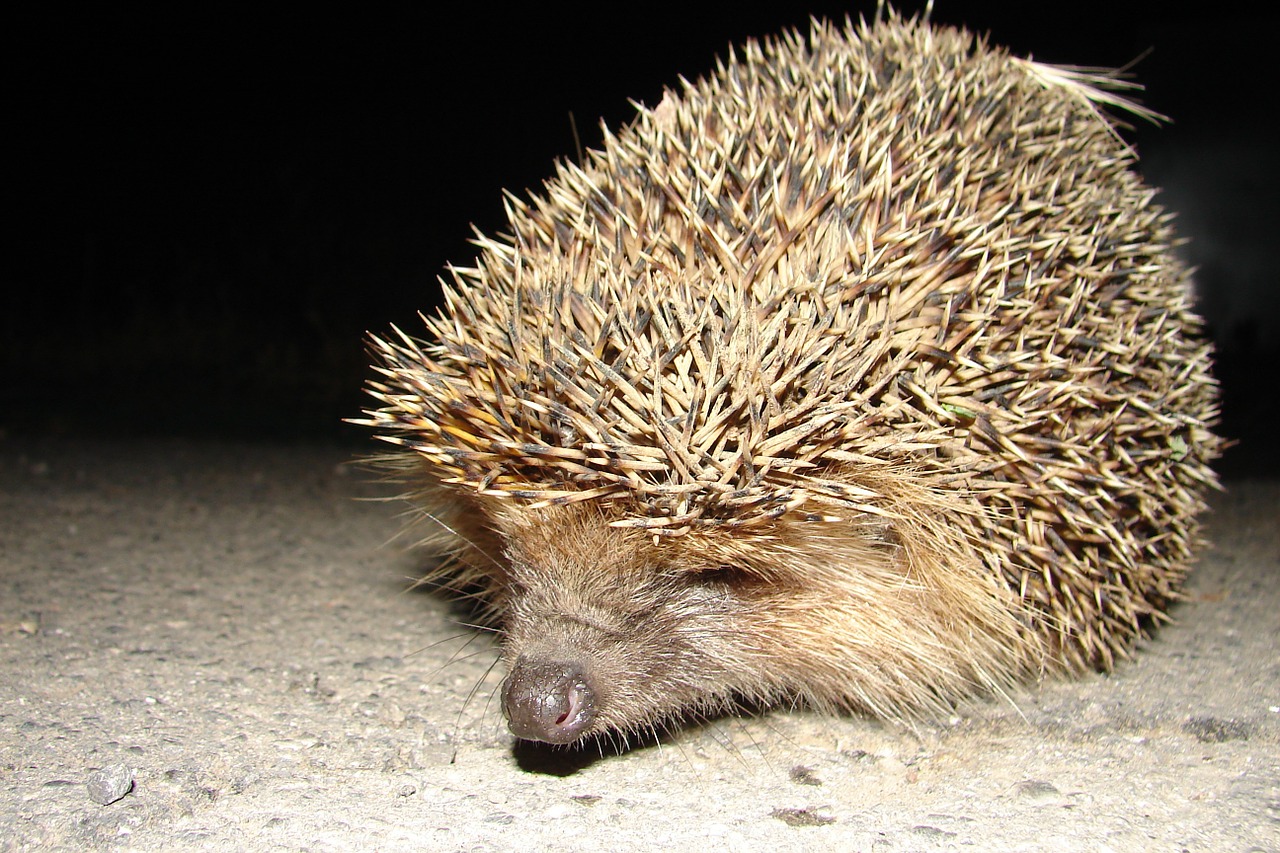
(364, 15, 1221, 744)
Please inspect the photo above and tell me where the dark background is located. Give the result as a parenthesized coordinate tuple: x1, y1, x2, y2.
(6, 2, 1275, 474)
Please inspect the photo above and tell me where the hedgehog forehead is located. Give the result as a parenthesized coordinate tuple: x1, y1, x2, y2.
(492, 498, 865, 582)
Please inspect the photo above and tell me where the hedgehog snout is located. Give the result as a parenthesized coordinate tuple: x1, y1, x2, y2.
(502, 659, 597, 744)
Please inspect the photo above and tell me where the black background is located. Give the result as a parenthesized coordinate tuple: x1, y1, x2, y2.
(6, 2, 1275, 474)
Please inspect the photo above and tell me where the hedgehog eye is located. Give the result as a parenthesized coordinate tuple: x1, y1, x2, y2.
(690, 565, 754, 587)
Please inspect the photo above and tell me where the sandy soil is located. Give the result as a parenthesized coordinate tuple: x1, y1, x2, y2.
(1, 438, 1276, 852)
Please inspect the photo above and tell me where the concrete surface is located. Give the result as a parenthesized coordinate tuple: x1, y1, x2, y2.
(1, 438, 1276, 851)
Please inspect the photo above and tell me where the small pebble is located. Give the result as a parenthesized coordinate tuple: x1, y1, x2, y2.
(789, 765, 822, 786)
(86, 765, 134, 805)
(771, 806, 835, 827)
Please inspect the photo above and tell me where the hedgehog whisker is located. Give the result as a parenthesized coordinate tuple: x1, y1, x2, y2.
(448, 620, 500, 635)
(403, 630, 481, 661)
(449, 651, 505, 763)
(417, 509, 506, 573)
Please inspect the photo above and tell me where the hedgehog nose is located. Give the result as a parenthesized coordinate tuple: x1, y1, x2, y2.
(502, 660, 596, 744)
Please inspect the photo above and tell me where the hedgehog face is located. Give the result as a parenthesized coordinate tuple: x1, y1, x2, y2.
(490, 502, 783, 744)
(455, 496, 1038, 744)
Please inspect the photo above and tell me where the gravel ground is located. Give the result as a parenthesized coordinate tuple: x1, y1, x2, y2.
(1, 438, 1276, 852)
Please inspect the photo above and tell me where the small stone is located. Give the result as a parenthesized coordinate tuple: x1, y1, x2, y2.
(912, 825, 957, 839)
(1015, 779, 1061, 800)
(86, 765, 134, 805)
(1184, 716, 1252, 743)
(771, 807, 835, 827)
(789, 765, 822, 786)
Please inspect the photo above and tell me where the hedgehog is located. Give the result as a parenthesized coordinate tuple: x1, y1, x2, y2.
(359, 12, 1221, 746)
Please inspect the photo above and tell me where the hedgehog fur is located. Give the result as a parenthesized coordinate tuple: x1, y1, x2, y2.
(361, 12, 1221, 745)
